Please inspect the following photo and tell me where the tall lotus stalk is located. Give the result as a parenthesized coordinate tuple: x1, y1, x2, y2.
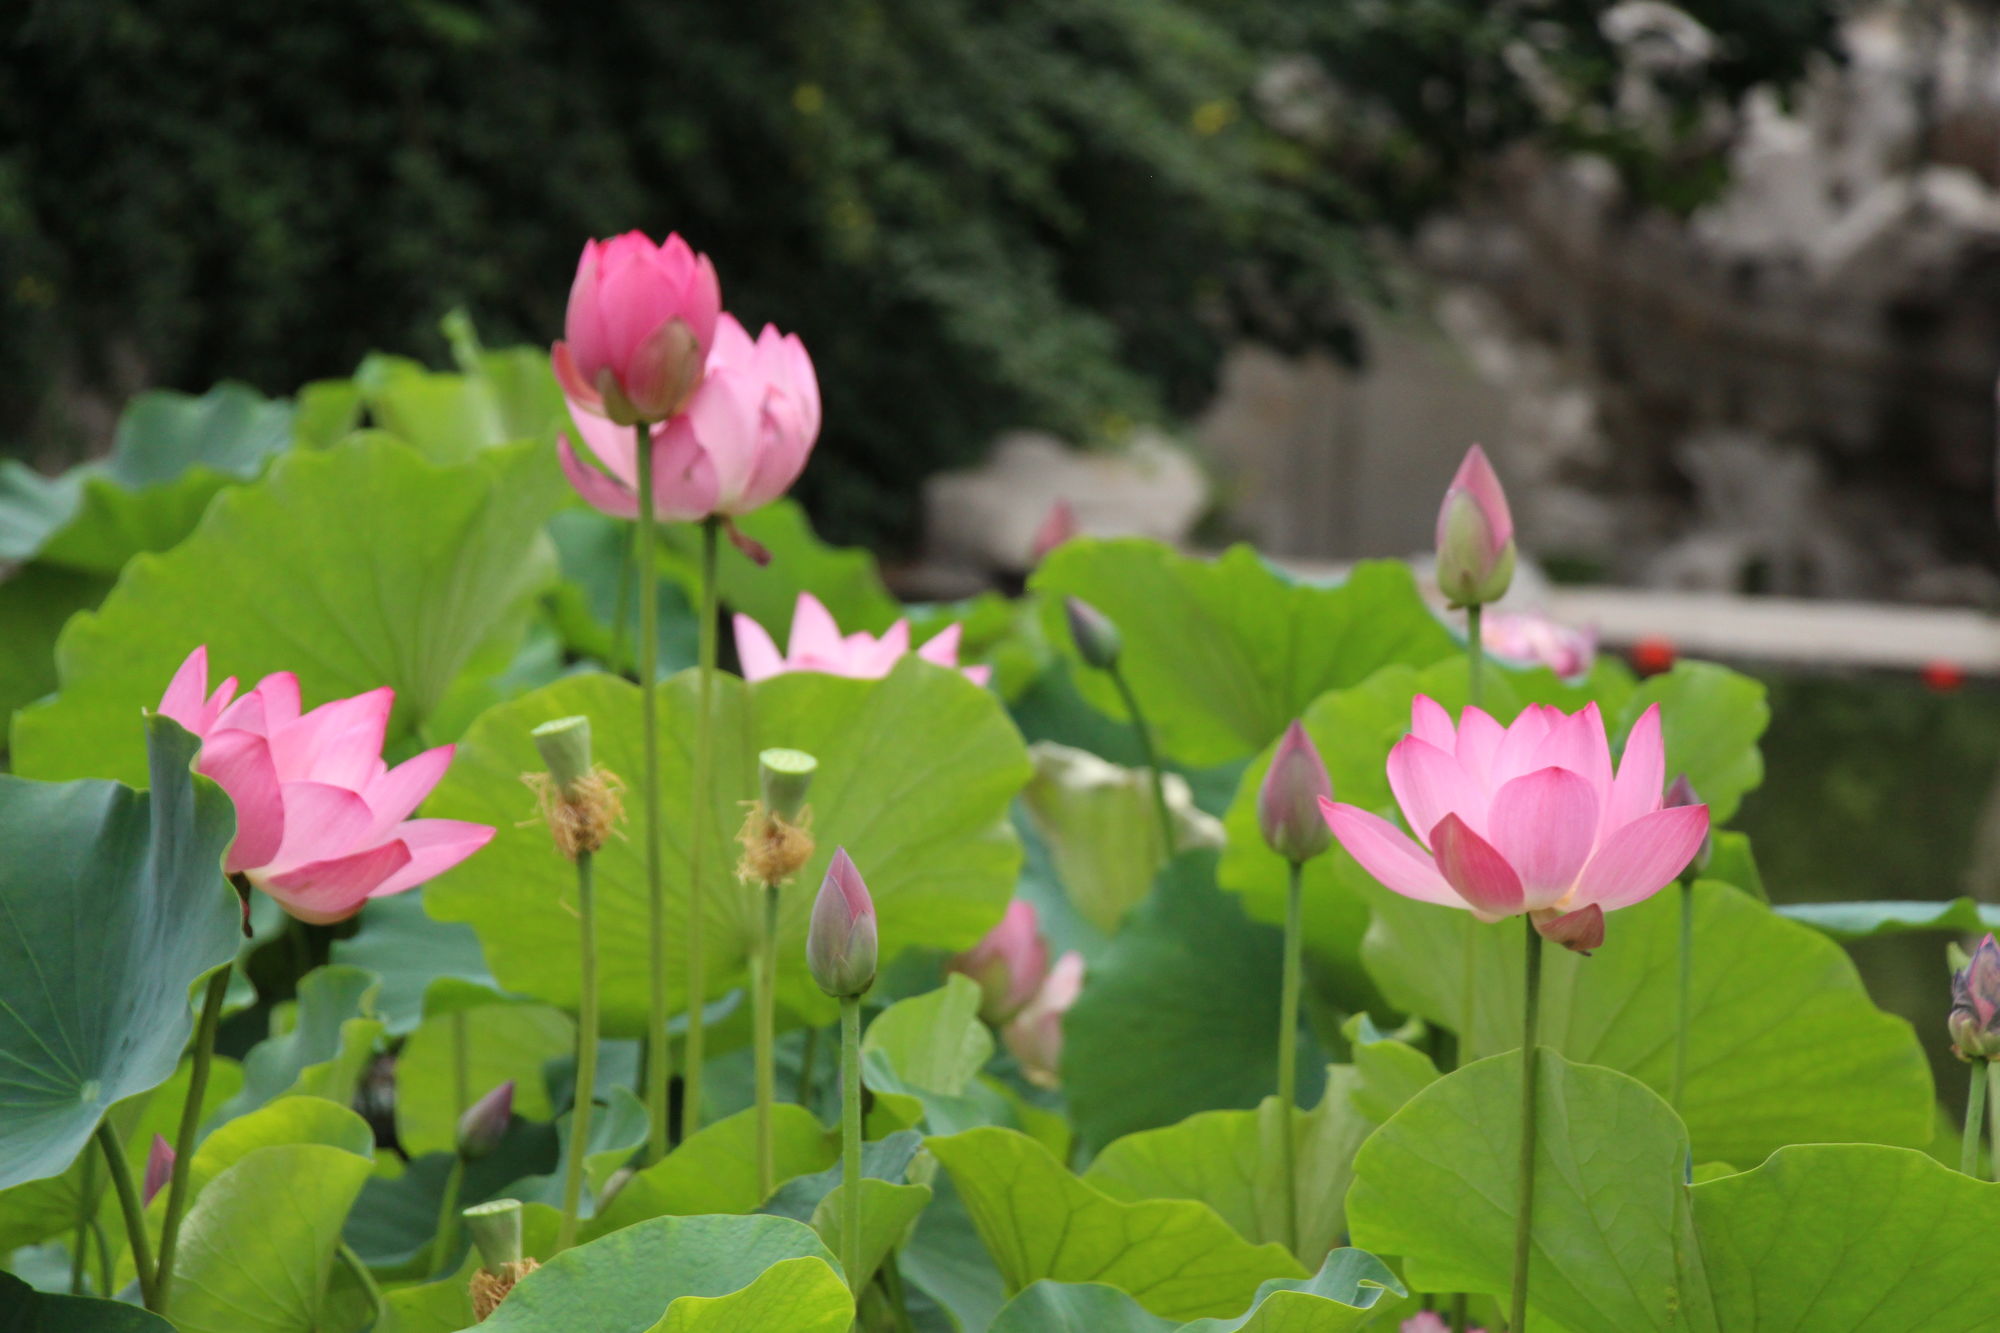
(808, 848, 878, 1308)
(153, 961, 230, 1308)
(739, 748, 819, 1198)
(96, 1122, 155, 1308)
(1663, 774, 1711, 1123)
(1256, 720, 1334, 1257)
(1949, 934, 2000, 1176)
(1063, 597, 1173, 853)
(1321, 694, 1708, 1333)
(683, 516, 722, 1140)
(530, 716, 622, 1248)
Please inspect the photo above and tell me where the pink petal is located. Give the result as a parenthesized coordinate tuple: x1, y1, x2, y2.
(550, 341, 603, 415)
(365, 820, 495, 898)
(159, 647, 211, 734)
(961, 664, 992, 688)
(649, 418, 722, 521)
(251, 672, 301, 729)
(1490, 704, 1557, 789)
(1319, 799, 1462, 907)
(1410, 694, 1457, 751)
(1431, 813, 1525, 917)
(1448, 444, 1513, 545)
(271, 688, 392, 788)
(265, 781, 376, 874)
(1387, 736, 1486, 844)
(734, 614, 786, 682)
(1455, 706, 1507, 792)
(362, 744, 455, 840)
(557, 435, 639, 521)
(260, 841, 414, 925)
(1485, 766, 1601, 910)
(917, 623, 964, 669)
(680, 367, 763, 512)
(1573, 804, 1711, 910)
(1529, 703, 1612, 814)
(1606, 704, 1666, 834)
(875, 620, 911, 660)
(787, 593, 845, 662)
(197, 730, 285, 874)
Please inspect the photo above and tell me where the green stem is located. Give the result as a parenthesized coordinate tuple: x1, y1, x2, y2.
(1109, 666, 1174, 855)
(1276, 859, 1304, 1257)
(1450, 1293, 1468, 1333)
(1456, 603, 1485, 1074)
(1987, 1061, 2000, 1185)
(559, 850, 600, 1251)
(636, 422, 671, 1162)
(71, 1145, 98, 1294)
(754, 880, 781, 1199)
(91, 1218, 113, 1298)
(1962, 1060, 1988, 1177)
(1466, 603, 1485, 710)
(798, 1024, 821, 1108)
(611, 520, 638, 677)
(155, 965, 231, 1307)
(1671, 878, 1693, 1116)
(452, 1010, 471, 1120)
(1509, 920, 1545, 1333)
(682, 515, 721, 1142)
(840, 997, 864, 1304)
(430, 1157, 466, 1280)
(97, 1122, 155, 1310)
(880, 1253, 918, 1333)
(338, 1241, 386, 1329)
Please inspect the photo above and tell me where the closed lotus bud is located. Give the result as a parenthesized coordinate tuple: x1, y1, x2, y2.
(551, 231, 722, 425)
(1951, 934, 2000, 1060)
(1259, 721, 1333, 864)
(1031, 500, 1079, 564)
(807, 848, 877, 998)
(1435, 444, 1516, 608)
(1063, 597, 1121, 672)
(1663, 773, 1712, 874)
(949, 900, 1049, 1025)
(143, 1134, 174, 1206)
(456, 1080, 515, 1161)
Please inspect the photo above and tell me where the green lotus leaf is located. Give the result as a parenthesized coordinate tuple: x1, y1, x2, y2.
(12, 433, 567, 784)
(0, 1272, 174, 1331)
(643, 1255, 854, 1333)
(1030, 540, 1456, 766)
(0, 715, 238, 1190)
(425, 660, 1030, 1031)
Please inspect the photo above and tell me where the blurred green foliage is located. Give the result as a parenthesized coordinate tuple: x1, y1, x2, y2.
(2, 0, 1834, 544)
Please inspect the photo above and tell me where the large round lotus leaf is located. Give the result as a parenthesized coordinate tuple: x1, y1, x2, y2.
(0, 715, 238, 1190)
(10, 433, 567, 785)
(0, 1272, 174, 1331)
(425, 660, 1031, 1030)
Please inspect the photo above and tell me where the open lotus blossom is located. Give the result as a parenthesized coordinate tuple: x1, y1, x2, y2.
(557, 313, 820, 522)
(949, 899, 1050, 1025)
(159, 647, 494, 925)
(1003, 950, 1084, 1088)
(1482, 609, 1597, 680)
(1319, 697, 1709, 951)
(734, 591, 990, 686)
(552, 231, 721, 425)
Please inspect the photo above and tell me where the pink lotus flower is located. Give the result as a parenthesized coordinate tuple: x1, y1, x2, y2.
(1436, 444, 1515, 608)
(1319, 697, 1708, 951)
(1482, 610, 1596, 681)
(557, 314, 820, 522)
(159, 647, 494, 925)
(1950, 933, 2000, 1059)
(808, 847, 878, 998)
(949, 900, 1049, 1025)
(1258, 720, 1333, 865)
(552, 231, 722, 425)
(733, 592, 990, 687)
(1403, 1314, 1487, 1333)
(143, 1134, 174, 1206)
(1003, 951, 1084, 1088)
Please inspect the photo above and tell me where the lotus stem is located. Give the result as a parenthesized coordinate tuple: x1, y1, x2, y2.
(452, 1010, 471, 1119)
(754, 880, 781, 1199)
(558, 849, 600, 1251)
(154, 964, 231, 1307)
(1276, 858, 1304, 1256)
(1509, 918, 1545, 1333)
(1672, 877, 1694, 1117)
(1987, 1061, 2000, 1184)
(1457, 603, 1485, 1070)
(71, 1145, 98, 1294)
(1962, 1059, 1987, 1177)
(636, 422, 671, 1162)
(97, 1122, 156, 1309)
(840, 995, 864, 1306)
(430, 1157, 467, 1279)
(798, 1024, 821, 1107)
(682, 514, 722, 1141)
(1109, 666, 1174, 856)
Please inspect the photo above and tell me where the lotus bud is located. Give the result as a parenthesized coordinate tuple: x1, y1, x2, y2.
(1030, 500, 1079, 563)
(1063, 597, 1121, 672)
(1259, 721, 1333, 864)
(1951, 934, 2000, 1060)
(527, 716, 622, 860)
(143, 1134, 174, 1206)
(949, 900, 1049, 1025)
(456, 1080, 515, 1161)
(1663, 773, 1712, 874)
(1434, 444, 1516, 608)
(807, 847, 877, 998)
(759, 748, 818, 824)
